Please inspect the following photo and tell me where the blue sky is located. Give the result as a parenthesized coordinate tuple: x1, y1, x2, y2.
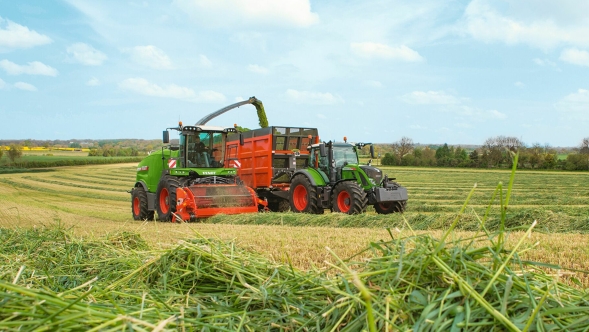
(0, 0, 588, 147)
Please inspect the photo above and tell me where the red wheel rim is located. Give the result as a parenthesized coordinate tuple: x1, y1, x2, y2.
(159, 188, 169, 214)
(133, 197, 141, 215)
(293, 185, 308, 211)
(337, 191, 351, 212)
(379, 202, 391, 210)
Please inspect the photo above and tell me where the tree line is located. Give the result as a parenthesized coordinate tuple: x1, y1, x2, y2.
(378, 136, 589, 171)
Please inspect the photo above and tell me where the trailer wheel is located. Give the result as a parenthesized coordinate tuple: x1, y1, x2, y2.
(374, 200, 407, 214)
(155, 176, 181, 222)
(268, 199, 291, 212)
(289, 175, 320, 214)
(332, 181, 367, 215)
(132, 186, 154, 221)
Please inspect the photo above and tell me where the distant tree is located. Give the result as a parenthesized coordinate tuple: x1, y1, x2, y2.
(381, 153, 398, 166)
(24, 139, 32, 149)
(580, 137, 589, 154)
(435, 143, 450, 159)
(469, 149, 479, 167)
(7, 145, 23, 163)
(391, 137, 414, 160)
(69, 142, 82, 149)
(421, 147, 437, 166)
(0, 147, 4, 161)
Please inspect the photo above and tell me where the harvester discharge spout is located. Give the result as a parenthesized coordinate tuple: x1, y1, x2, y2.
(195, 96, 268, 128)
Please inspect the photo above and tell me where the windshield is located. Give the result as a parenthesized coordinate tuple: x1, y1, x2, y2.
(333, 145, 358, 167)
(182, 131, 225, 168)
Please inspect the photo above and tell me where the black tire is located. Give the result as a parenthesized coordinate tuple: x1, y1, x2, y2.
(131, 186, 154, 221)
(289, 175, 321, 214)
(331, 181, 367, 215)
(268, 199, 291, 212)
(154, 176, 181, 222)
(374, 200, 407, 214)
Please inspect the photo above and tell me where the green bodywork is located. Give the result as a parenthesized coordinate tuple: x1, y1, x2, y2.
(304, 142, 377, 188)
(293, 141, 408, 208)
(134, 128, 238, 193)
(135, 149, 237, 193)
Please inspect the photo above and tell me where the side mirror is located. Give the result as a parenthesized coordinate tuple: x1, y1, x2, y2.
(239, 133, 244, 146)
(319, 143, 327, 157)
(370, 145, 375, 159)
(163, 131, 170, 144)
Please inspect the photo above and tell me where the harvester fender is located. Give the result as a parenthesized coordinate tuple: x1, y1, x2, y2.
(133, 180, 148, 192)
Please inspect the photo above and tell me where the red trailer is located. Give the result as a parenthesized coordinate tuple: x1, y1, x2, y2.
(225, 126, 319, 211)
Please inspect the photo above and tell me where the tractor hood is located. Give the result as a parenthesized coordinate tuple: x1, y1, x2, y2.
(359, 165, 383, 185)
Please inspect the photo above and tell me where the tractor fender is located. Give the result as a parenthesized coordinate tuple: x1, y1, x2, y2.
(291, 169, 318, 186)
(331, 179, 358, 189)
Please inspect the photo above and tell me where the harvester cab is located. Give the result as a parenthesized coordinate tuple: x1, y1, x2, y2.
(131, 98, 269, 222)
(289, 138, 408, 215)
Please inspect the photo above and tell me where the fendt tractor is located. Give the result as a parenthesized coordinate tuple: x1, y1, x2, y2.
(226, 128, 408, 215)
(130, 97, 268, 222)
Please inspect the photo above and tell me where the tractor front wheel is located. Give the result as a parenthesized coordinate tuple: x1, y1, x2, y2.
(131, 186, 154, 221)
(289, 175, 321, 214)
(332, 181, 367, 215)
(374, 200, 407, 214)
(155, 176, 181, 222)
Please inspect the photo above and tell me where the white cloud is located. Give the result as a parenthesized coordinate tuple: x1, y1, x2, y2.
(455, 123, 472, 128)
(514, 81, 525, 88)
(317, 113, 327, 119)
(0, 59, 58, 76)
(86, 77, 100, 86)
(410, 124, 427, 129)
(119, 77, 226, 103)
(66, 43, 107, 66)
(487, 109, 507, 119)
(399, 91, 461, 105)
(364, 80, 382, 88)
(458, 106, 507, 120)
(555, 88, 589, 120)
(199, 55, 212, 68)
(560, 48, 589, 67)
(174, 0, 319, 28)
(285, 89, 343, 105)
(0, 17, 52, 49)
(124, 45, 173, 69)
(247, 64, 269, 74)
(0, 77, 5, 89)
(463, 0, 589, 50)
(533, 58, 557, 67)
(14, 82, 37, 91)
(350, 42, 424, 62)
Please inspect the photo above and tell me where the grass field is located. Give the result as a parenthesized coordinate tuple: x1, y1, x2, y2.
(0, 163, 588, 286)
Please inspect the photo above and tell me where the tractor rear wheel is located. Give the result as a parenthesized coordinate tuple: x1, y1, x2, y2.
(155, 176, 181, 222)
(332, 181, 367, 215)
(289, 175, 321, 214)
(131, 186, 154, 221)
(374, 200, 407, 214)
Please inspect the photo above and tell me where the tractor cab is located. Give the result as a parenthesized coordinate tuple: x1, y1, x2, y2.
(163, 123, 237, 169)
(308, 141, 364, 184)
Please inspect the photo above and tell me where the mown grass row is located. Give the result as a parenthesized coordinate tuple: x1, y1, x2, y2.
(0, 162, 587, 232)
